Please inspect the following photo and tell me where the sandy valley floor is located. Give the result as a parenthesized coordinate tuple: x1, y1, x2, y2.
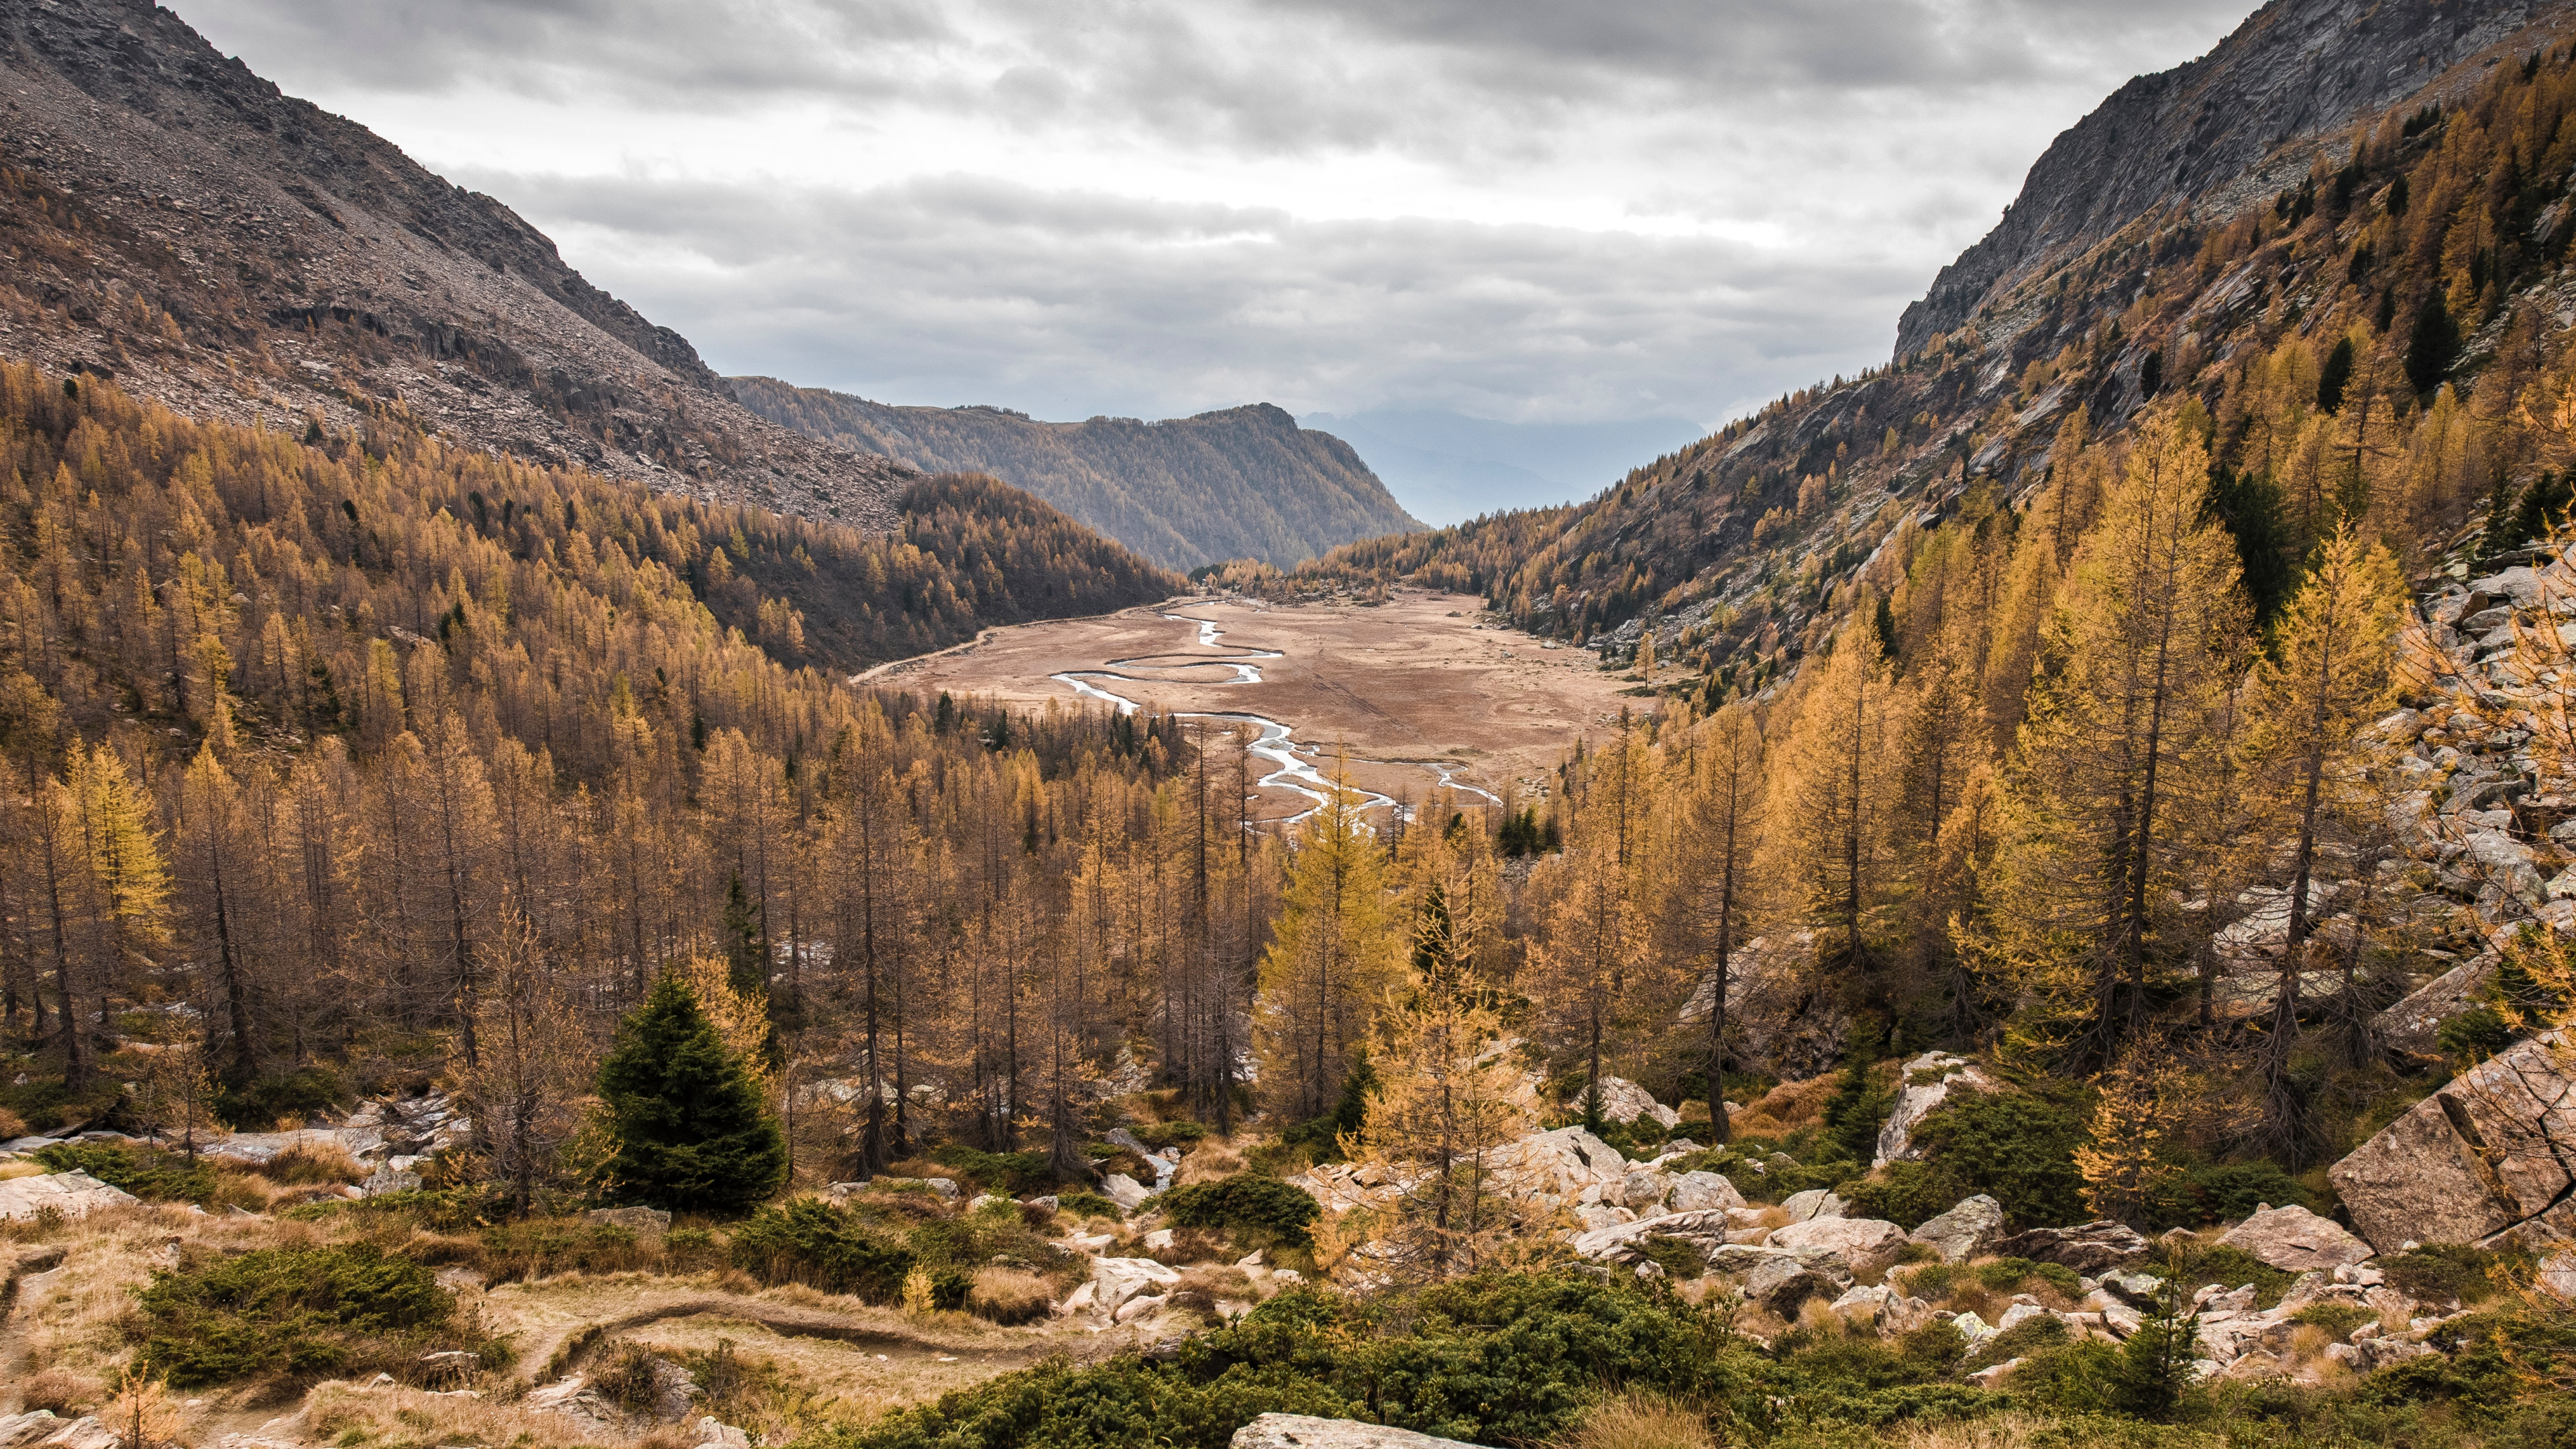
(870, 590, 1646, 824)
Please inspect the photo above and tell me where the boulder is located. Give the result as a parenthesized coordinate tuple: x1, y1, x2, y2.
(0, 1169, 139, 1222)
(1743, 1253, 1847, 1316)
(2328, 1031, 2574, 1252)
(584, 1205, 672, 1236)
(2216, 1204, 2374, 1274)
(1908, 1195, 2006, 1264)
(1873, 1052, 1995, 1168)
(1669, 1171, 1745, 1214)
(1493, 1127, 1632, 1207)
(1613, 1166, 1674, 1214)
(1780, 1189, 1846, 1222)
(1091, 1256, 1180, 1313)
(2325, 1336, 2437, 1373)
(1570, 1208, 1737, 1269)
(1102, 1173, 1152, 1213)
(0, 1413, 65, 1449)
(1591, 1077, 1683, 1129)
(695, 1420, 753, 1449)
(2375, 957, 2494, 1056)
(1230, 1414, 1489, 1449)
(1766, 1216, 1909, 1278)
(1987, 1221, 2151, 1274)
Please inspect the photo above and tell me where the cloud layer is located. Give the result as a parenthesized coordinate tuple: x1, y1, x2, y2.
(174, 0, 2253, 433)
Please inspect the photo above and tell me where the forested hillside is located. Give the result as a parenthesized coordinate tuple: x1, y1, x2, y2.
(729, 378, 1421, 571)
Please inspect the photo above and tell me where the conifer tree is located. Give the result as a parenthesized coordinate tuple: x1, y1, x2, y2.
(1347, 886, 1538, 1281)
(2235, 524, 2408, 1136)
(1256, 754, 1398, 1122)
(1675, 703, 1764, 1138)
(1992, 412, 2249, 1061)
(595, 971, 787, 1212)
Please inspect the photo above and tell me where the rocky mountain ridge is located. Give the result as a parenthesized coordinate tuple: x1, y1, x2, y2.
(729, 378, 1423, 572)
(0, 0, 914, 528)
(1898, 0, 2572, 358)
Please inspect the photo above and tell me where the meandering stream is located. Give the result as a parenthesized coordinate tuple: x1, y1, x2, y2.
(1051, 607, 1502, 824)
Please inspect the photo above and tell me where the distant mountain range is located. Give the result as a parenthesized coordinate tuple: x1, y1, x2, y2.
(729, 378, 1421, 572)
(1303, 410, 1707, 526)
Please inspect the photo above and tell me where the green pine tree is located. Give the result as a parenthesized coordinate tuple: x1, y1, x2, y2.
(595, 971, 787, 1212)
(721, 871, 768, 1004)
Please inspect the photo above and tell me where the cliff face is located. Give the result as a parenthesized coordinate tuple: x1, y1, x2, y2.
(1895, 0, 2561, 360)
(0, 0, 911, 528)
(730, 378, 1424, 571)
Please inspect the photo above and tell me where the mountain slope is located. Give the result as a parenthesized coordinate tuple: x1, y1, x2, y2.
(0, 0, 910, 527)
(1289, 0, 2576, 682)
(729, 377, 1422, 571)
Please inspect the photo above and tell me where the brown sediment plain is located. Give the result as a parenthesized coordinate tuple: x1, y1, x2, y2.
(872, 588, 1645, 823)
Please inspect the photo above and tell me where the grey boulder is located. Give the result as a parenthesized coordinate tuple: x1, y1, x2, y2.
(1232, 1413, 1491, 1449)
(1987, 1221, 2151, 1274)
(1908, 1195, 2006, 1264)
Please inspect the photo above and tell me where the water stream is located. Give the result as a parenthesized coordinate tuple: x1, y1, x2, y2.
(1049, 607, 1502, 824)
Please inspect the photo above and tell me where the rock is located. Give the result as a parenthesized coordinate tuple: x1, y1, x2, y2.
(1113, 1291, 1165, 1324)
(1874, 1052, 1996, 1167)
(1569, 1077, 1682, 1129)
(418, 1349, 482, 1376)
(1780, 1189, 1846, 1222)
(1988, 1221, 2151, 1274)
(2542, 1250, 2576, 1298)
(1614, 1166, 1674, 1214)
(1827, 1283, 1894, 1327)
(1766, 1216, 1909, 1278)
(2098, 1271, 2164, 1307)
(1569, 1208, 1737, 1269)
(1230, 1413, 1490, 1449)
(1669, 1171, 1745, 1214)
(360, 1163, 421, 1197)
(1091, 1256, 1180, 1313)
(1102, 1173, 1152, 1212)
(1908, 1195, 2006, 1264)
(0, 1413, 63, 1449)
(1142, 1228, 1176, 1253)
(861, 1176, 961, 1200)
(695, 1418, 753, 1449)
(1488, 1127, 1633, 1211)
(1945, 1309, 1997, 1344)
(970, 1193, 1008, 1212)
(2100, 1303, 2143, 1338)
(1055, 1281, 1097, 1316)
(1966, 1358, 2023, 1388)
(0, 1169, 139, 1221)
(2217, 1204, 2374, 1274)
(1994, 1301, 2052, 1333)
(1571, 1203, 1637, 1232)
(583, 1205, 671, 1236)
(2328, 1031, 2575, 1252)
(30, 1421, 115, 1449)
(2326, 1336, 2436, 1373)
(1744, 1254, 1848, 1316)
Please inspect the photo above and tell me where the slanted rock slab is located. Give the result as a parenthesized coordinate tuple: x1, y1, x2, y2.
(0, 1170, 139, 1222)
(1988, 1221, 2150, 1274)
(2217, 1204, 2373, 1274)
(1874, 1052, 1994, 1167)
(1766, 1216, 1909, 1278)
(1232, 1414, 1491, 1449)
(2328, 1031, 2573, 1252)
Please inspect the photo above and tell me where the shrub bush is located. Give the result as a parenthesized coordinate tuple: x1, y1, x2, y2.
(138, 1242, 468, 1388)
(214, 1066, 347, 1130)
(2147, 1242, 2294, 1308)
(1159, 1174, 1322, 1248)
(2380, 1243, 2516, 1308)
(1055, 1189, 1123, 1221)
(1906, 1087, 2090, 1230)
(731, 1199, 916, 1303)
(34, 1141, 217, 1203)
(2145, 1161, 2313, 1228)
(932, 1144, 1054, 1195)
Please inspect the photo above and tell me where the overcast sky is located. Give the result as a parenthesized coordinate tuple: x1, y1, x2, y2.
(176, 0, 2250, 438)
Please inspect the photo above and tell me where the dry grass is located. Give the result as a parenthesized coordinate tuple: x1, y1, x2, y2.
(305, 1378, 634, 1449)
(243, 1142, 367, 1186)
(966, 1266, 1053, 1326)
(0, 1159, 49, 1181)
(0, 1106, 25, 1139)
(17, 1365, 103, 1415)
(1175, 1138, 1247, 1185)
(1729, 1075, 1837, 1138)
(1555, 1393, 1718, 1449)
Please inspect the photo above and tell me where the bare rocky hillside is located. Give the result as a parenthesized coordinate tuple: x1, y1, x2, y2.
(0, 0, 912, 528)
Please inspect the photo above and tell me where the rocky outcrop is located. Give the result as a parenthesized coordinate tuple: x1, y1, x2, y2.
(1908, 1195, 2006, 1264)
(1873, 1052, 1994, 1167)
(0, 1413, 117, 1449)
(1230, 1415, 1489, 1449)
(1987, 1221, 2151, 1274)
(1766, 1216, 1910, 1279)
(2329, 1032, 2576, 1252)
(1566, 1077, 1682, 1130)
(2216, 1204, 2376, 1273)
(0, 1169, 138, 1222)
(1894, 0, 2556, 358)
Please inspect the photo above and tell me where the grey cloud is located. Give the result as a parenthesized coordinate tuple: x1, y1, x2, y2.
(484, 170, 1910, 425)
